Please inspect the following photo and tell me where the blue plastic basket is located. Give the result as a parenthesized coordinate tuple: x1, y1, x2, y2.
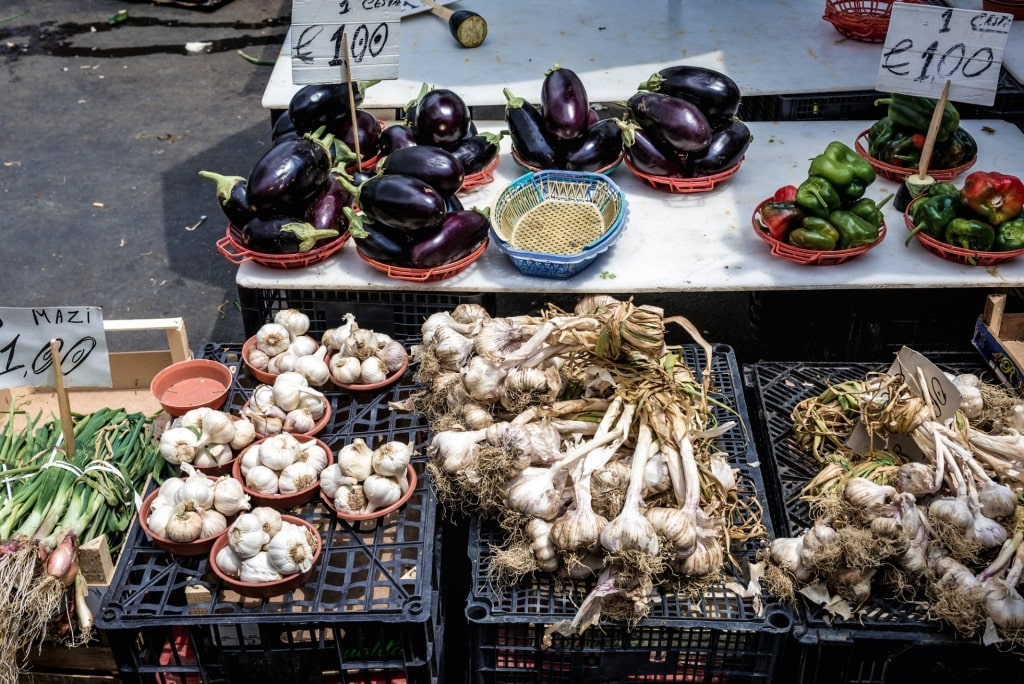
(490, 170, 628, 279)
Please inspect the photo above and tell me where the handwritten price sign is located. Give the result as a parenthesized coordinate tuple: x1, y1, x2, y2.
(291, 0, 402, 85)
(0, 307, 111, 391)
(876, 4, 1013, 106)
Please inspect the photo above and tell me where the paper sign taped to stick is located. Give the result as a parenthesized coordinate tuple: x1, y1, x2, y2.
(846, 347, 960, 459)
(291, 0, 402, 85)
(876, 4, 1013, 107)
(0, 306, 111, 390)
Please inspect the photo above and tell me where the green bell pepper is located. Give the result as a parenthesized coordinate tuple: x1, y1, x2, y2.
(868, 117, 926, 168)
(795, 176, 842, 219)
(830, 210, 880, 250)
(808, 141, 877, 195)
(994, 218, 1024, 252)
(906, 194, 959, 246)
(944, 218, 995, 251)
(927, 182, 963, 203)
(874, 93, 960, 142)
(848, 193, 893, 228)
(788, 217, 839, 251)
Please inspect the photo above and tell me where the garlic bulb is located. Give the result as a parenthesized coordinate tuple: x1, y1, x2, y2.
(246, 347, 271, 371)
(451, 302, 490, 324)
(180, 407, 212, 430)
(299, 390, 327, 419)
(245, 464, 279, 494)
(342, 328, 379, 361)
(252, 506, 283, 539)
(197, 410, 235, 447)
(362, 474, 402, 513)
(146, 503, 174, 538)
(215, 545, 243, 578)
(289, 334, 319, 358)
(230, 417, 257, 451)
(259, 433, 302, 471)
(255, 323, 291, 357)
(372, 441, 414, 478)
(213, 476, 251, 516)
(337, 439, 374, 481)
(239, 443, 262, 478)
(294, 346, 330, 386)
(297, 440, 329, 473)
(329, 354, 362, 385)
(360, 356, 389, 385)
(272, 372, 308, 412)
(267, 524, 315, 574)
(318, 464, 356, 499)
(175, 464, 216, 511)
(283, 407, 316, 434)
(278, 461, 318, 494)
(200, 509, 228, 538)
(228, 513, 270, 558)
(333, 482, 369, 514)
(322, 312, 357, 351)
(240, 551, 283, 583)
(378, 340, 408, 374)
(159, 426, 200, 465)
(164, 505, 204, 542)
(158, 477, 186, 503)
(274, 308, 311, 339)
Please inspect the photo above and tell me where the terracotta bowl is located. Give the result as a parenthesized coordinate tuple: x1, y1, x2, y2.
(233, 435, 334, 509)
(320, 464, 417, 522)
(150, 359, 232, 417)
(208, 514, 322, 600)
(138, 489, 229, 556)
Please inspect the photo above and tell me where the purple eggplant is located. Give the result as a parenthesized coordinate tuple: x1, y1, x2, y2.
(414, 88, 473, 148)
(627, 91, 712, 154)
(402, 83, 430, 127)
(504, 87, 558, 169)
(304, 172, 354, 234)
(378, 145, 465, 198)
(348, 209, 415, 266)
(378, 124, 419, 156)
(638, 66, 741, 129)
(338, 173, 446, 233)
(450, 131, 504, 175)
(446, 193, 464, 213)
(241, 216, 338, 254)
(287, 80, 377, 135)
(616, 120, 685, 177)
(246, 131, 334, 219)
(542, 64, 590, 141)
(408, 208, 490, 268)
(563, 118, 623, 172)
(198, 170, 256, 227)
(271, 110, 299, 145)
(329, 109, 381, 164)
(684, 119, 751, 177)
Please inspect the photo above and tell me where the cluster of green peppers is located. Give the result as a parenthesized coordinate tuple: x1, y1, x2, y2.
(758, 141, 887, 251)
(907, 171, 1024, 253)
(866, 94, 977, 170)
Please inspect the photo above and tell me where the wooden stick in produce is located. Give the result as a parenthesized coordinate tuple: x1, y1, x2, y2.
(419, 0, 488, 48)
(915, 79, 951, 181)
(48, 338, 75, 459)
(341, 31, 362, 163)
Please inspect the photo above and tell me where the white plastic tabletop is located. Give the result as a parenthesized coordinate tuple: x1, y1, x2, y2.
(262, 0, 899, 111)
(234, 119, 1024, 295)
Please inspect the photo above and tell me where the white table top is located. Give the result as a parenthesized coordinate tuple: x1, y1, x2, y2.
(235, 119, 1024, 295)
(263, 0, 900, 111)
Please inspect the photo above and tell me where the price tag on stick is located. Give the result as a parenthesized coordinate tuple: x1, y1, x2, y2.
(291, 0, 402, 85)
(0, 306, 111, 391)
(876, 4, 1013, 107)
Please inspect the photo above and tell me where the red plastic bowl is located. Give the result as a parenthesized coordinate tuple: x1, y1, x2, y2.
(355, 238, 487, 282)
(624, 155, 743, 194)
(139, 489, 229, 556)
(752, 197, 886, 266)
(903, 195, 1024, 266)
(150, 359, 232, 417)
(208, 514, 321, 599)
(327, 352, 409, 391)
(216, 223, 349, 270)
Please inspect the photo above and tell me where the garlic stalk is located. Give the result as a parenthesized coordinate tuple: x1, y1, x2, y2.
(599, 424, 659, 557)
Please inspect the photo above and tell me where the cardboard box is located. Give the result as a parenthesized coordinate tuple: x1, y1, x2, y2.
(972, 294, 1024, 394)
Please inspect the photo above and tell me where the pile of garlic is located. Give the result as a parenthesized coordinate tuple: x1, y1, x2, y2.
(319, 439, 414, 515)
(238, 432, 331, 496)
(146, 463, 251, 543)
(248, 309, 330, 387)
(242, 372, 328, 436)
(158, 407, 258, 468)
(216, 507, 318, 582)
(321, 313, 409, 386)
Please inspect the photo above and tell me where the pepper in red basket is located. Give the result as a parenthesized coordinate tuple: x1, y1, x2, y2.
(773, 185, 798, 202)
(962, 171, 1024, 226)
(759, 201, 805, 241)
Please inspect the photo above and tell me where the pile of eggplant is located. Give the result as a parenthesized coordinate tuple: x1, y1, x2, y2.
(504, 65, 624, 173)
(343, 144, 491, 270)
(622, 65, 752, 179)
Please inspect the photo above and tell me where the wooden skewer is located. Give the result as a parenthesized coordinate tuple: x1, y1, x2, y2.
(49, 339, 75, 459)
(419, 0, 488, 48)
(340, 31, 362, 164)
(915, 79, 951, 182)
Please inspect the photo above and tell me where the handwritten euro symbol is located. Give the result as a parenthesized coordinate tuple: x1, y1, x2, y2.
(294, 25, 324, 64)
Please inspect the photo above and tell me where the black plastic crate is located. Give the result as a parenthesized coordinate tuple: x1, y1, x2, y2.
(237, 288, 495, 340)
(742, 357, 1024, 683)
(464, 344, 790, 684)
(97, 343, 445, 684)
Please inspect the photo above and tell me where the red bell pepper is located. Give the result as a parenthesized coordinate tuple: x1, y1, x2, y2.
(773, 185, 798, 202)
(962, 171, 1024, 226)
(759, 201, 805, 241)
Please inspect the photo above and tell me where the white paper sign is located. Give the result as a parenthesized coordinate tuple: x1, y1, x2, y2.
(0, 307, 111, 390)
(291, 0, 402, 85)
(876, 4, 1013, 107)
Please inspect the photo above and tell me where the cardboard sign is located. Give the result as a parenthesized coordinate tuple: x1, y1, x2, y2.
(291, 0, 402, 85)
(876, 4, 1013, 107)
(0, 306, 111, 390)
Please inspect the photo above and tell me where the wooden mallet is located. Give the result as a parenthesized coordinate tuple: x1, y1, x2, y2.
(419, 0, 488, 49)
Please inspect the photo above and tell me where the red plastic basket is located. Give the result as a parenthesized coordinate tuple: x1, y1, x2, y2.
(854, 129, 977, 183)
(510, 147, 622, 176)
(903, 195, 1024, 266)
(822, 0, 920, 43)
(216, 223, 348, 269)
(461, 152, 500, 192)
(752, 197, 886, 265)
(355, 238, 487, 282)
(624, 155, 743, 194)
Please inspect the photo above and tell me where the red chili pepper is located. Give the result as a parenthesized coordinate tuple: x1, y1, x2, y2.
(962, 171, 1024, 226)
(759, 201, 805, 241)
(773, 185, 798, 202)
(911, 133, 926, 149)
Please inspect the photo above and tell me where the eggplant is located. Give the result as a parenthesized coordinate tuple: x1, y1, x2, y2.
(638, 66, 741, 128)
(198, 170, 256, 227)
(409, 208, 490, 268)
(271, 110, 299, 145)
(563, 118, 623, 172)
(450, 131, 504, 175)
(504, 87, 558, 169)
(304, 172, 354, 234)
(446, 193, 464, 213)
(287, 81, 378, 135)
(402, 82, 430, 127)
(627, 91, 712, 154)
(684, 119, 751, 177)
(378, 145, 465, 198)
(329, 108, 381, 164)
(414, 88, 473, 147)
(541, 64, 590, 141)
(241, 216, 339, 254)
(616, 120, 685, 177)
(340, 173, 446, 233)
(378, 124, 419, 156)
(246, 133, 333, 219)
(349, 213, 415, 266)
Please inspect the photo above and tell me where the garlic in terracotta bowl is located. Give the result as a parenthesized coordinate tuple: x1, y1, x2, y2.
(158, 407, 258, 477)
(321, 313, 409, 389)
(241, 372, 332, 438)
(233, 432, 334, 509)
(319, 439, 418, 521)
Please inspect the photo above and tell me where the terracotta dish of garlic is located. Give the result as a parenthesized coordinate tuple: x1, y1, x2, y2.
(320, 313, 410, 390)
